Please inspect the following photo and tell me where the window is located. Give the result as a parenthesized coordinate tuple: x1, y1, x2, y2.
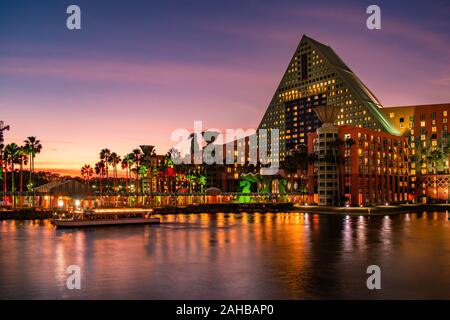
(420, 121, 426, 127)
(389, 112, 395, 118)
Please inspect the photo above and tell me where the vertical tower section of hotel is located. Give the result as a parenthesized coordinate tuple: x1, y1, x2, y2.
(257, 35, 399, 159)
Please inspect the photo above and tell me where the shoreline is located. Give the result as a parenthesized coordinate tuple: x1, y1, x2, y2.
(1, 203, 449, 220)
(292, 203, 450, 216)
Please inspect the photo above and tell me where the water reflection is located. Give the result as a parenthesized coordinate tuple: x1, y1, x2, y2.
(1, 212, 450, 299)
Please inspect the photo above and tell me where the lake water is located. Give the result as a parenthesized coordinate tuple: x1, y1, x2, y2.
(1, 212, 450, 299)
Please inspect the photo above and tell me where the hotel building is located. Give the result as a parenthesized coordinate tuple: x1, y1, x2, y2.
(258, 35, 399, 160)
(382, 104, 450, 202)
(307, 125, 409, 206)
(192, 36, 448, 205)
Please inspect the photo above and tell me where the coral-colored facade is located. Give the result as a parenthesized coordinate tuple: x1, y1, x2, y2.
(308, 125, 409, 206)
(382, 104, 450, 202)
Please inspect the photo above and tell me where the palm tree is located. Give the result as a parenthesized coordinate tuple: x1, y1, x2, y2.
(81, 164, 94, 185)
(132, 149, 142, 193)
(100, 148, 111, 191)
(121, 153, 134, 193)
(198, 175, 206, 193)
(18, 146, 29, 193)
(24, 136, 42, 205)
(4, 143, 21, 208)
(283, 153, 297, 193)
(139, 165, 149, 193)
(140, 145, 156, 194)
(109, 152, 121, 193)
(292, 146, 308, 201)
(95, 161, 106, 194)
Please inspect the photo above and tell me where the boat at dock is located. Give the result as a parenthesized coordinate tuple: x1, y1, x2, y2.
(52, 208, 160, 228)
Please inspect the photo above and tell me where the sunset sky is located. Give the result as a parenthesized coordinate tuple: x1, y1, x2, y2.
(1, 0, 449, 175)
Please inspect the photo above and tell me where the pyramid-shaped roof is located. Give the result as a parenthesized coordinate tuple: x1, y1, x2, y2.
(258, 34, 398, 137)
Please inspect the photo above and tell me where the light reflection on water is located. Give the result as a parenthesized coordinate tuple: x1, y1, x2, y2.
(1, 212, 450, 299)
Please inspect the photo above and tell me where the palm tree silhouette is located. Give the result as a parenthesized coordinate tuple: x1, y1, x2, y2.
(132, 149, 142, 193)
(18, 145, 29, 193)
(109, 152, 121, 193)
(140, 145, 156, 194)
(24, 136, 42, 206)
(81, 164, 94, 185)
(95, 161, 106, 194)
(4, 143, 21, 209)
(100, 148, 111, 191)
(121, 153, 134, 193)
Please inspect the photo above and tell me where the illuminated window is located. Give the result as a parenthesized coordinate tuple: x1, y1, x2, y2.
(389, 112, 395, 118)
(420, 121, 426, 127)
(444, 111, 448, 117)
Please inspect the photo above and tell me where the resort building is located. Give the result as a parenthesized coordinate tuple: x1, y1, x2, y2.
(177, 37, 447, 205)
(258, 34, 399, 161)
(307, 125, 409, 206)
(382, 104, 450, 202)
(35, 180, 94, 210)
(213, 136, 259, 192)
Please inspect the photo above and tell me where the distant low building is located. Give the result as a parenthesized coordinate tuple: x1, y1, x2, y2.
(35, 179, 93, 209)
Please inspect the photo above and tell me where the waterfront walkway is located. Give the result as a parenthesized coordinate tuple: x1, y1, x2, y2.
(293, 203, 450, 215)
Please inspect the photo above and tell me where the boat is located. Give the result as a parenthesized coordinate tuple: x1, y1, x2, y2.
(52, 208, 160, 228)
